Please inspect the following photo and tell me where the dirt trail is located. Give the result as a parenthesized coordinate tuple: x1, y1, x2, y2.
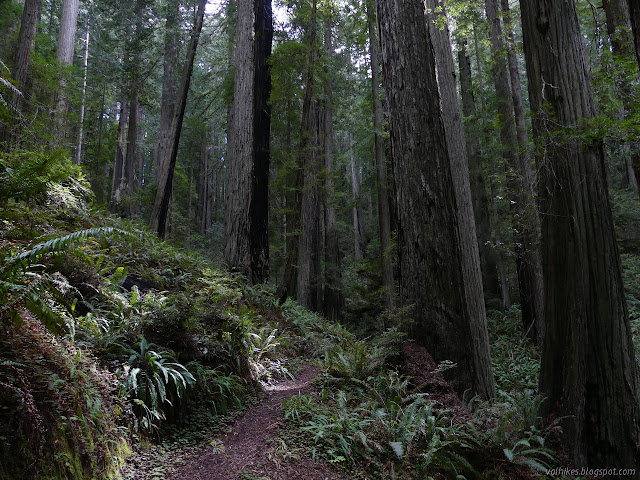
(169, 364, 353, 480)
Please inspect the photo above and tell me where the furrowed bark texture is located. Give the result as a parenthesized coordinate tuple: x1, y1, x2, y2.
(458, 43, 501, 307)
(376, 0, 495, 399)
(224, 0, 273, 283)
(520, 0, 640, 470)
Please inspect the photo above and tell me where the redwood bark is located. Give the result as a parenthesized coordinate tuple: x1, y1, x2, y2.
(5, 0, 39, 135)
(376, 0, 495, 399)
(223, 0, 273, 283)
(520, 0, 640, 469)
(154, 0, 179, 182)
(458, 42, 501, 308)
(54, 0, 80, 144)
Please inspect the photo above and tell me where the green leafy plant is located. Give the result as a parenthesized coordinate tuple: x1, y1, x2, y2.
(247, 325, 293, 384)
(0, 227, 121, 333)
(186, 361, 246, 415)
(118, 335, 195, 433)
(503, 428, 555, 473)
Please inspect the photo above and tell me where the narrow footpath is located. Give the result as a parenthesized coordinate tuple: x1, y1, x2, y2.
(168, 364, 354, 480)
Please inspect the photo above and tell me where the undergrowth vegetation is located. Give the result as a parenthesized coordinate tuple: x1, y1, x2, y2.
(0, 150, 292, 479)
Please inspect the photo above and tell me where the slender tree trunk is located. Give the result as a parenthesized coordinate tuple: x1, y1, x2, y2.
(367, 0, 394, 309)
(109, 99, 128, 211)
(376, 0, 496, 399)
(486, 0, 544, 343)
(630, 0, 640, 67)
(458, 42, 501, 308)
(602, 0, 640, 194)
(150, 0, 207, 239)
(124, 92, 138, 201)
(323, 20, 342, 322)
(223, 0, 273, 282)
(349, 131, 363, 260)
(75, 28, 89, 164)
(154, 0, 179, 182)
(520, 0, 640, 470)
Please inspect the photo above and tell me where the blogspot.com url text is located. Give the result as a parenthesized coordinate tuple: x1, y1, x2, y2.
(546, 467, 636, 477)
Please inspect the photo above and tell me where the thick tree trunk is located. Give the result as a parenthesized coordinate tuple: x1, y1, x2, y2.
(2, 0, 39, 144)
(376, 0, 495, 399)
(154, 0, 179, 182)
(458, 42, 501, 308)
(56, 0, 79, 65)
(322, 21, 342, 322)
(54, 0, 80, 144)
(486, 0, 544, 344)
(367, 0, 394, 309)
(223, 0, 273, 283)
(520, 0, 640, 470)
(150, 0, 207, 239)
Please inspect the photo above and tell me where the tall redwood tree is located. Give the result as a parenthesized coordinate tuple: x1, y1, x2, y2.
(224, 0, 274, 283)
(520, 0, 640, 470)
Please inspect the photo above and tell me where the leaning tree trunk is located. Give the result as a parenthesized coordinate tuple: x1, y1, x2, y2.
(520, 0, 640, 471)
(376, 0, 496, 399)
(486, 0, 544, 344)
(223, 0, 273, 283)
(367, 0, 395, 309)
(150, 0, 207, 239)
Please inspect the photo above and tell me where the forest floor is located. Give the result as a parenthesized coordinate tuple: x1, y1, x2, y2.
(122, 363, 358, 480)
